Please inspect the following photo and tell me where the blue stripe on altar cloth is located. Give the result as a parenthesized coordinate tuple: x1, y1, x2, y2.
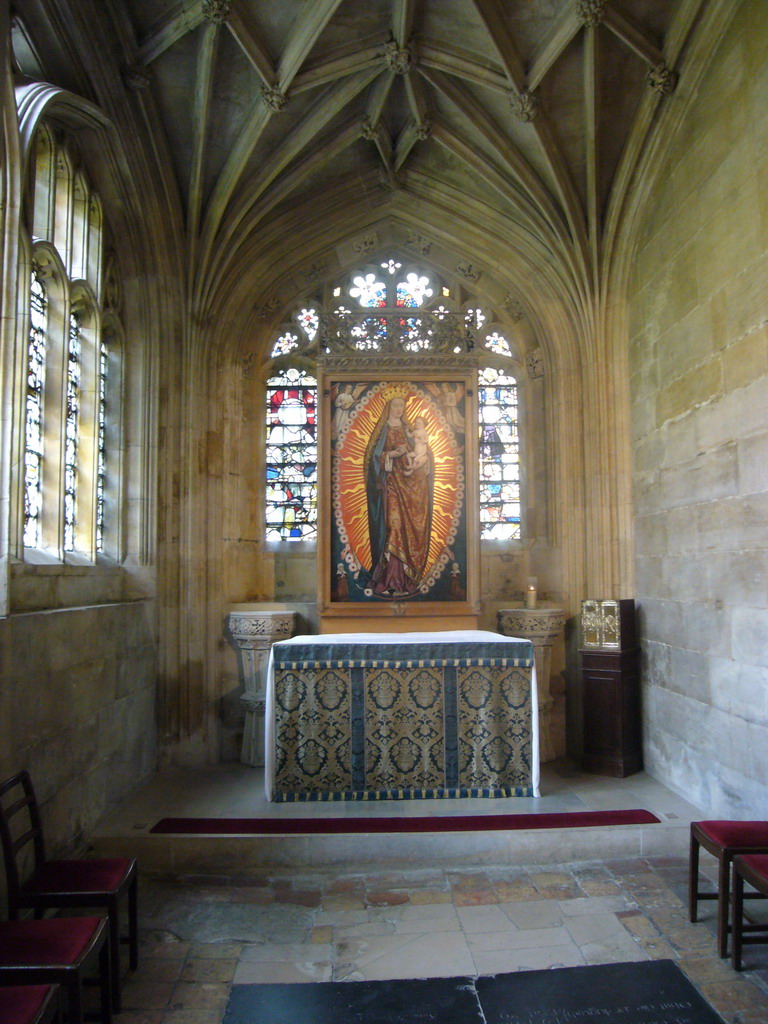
(273, 640, 534, 671)
(443, 665, 459, 789)
(350, 667, 366, 792)
(273, 785, 537, 802)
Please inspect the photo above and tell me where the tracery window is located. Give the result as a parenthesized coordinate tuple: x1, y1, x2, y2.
(18, 124, 122, 562)
(262, 262, 523, 543)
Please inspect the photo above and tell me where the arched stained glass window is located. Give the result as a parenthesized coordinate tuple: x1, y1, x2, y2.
(263, 260, 525, 543)
(24, 268, 47, 548)
(478, 367, 520, 540)
(265, 367, 318, 540)
(20, 124, 122, 561)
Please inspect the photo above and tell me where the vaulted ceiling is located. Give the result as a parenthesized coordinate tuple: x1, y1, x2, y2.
(118, 0, 692, 292)
(15, 0, 704, 323)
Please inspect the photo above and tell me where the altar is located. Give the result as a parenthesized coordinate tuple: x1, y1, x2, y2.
(265, 630, 539, 801)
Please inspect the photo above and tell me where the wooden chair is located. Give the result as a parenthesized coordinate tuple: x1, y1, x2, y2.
(0, 771, 138, 1011)
(0, 917, 111, 1024)
(0, 985, 63, 1024)
(688, 819, 768, 957)
(731, 854, 768, 971)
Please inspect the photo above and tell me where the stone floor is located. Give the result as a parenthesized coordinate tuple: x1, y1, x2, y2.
(114, 855, 768, 1024)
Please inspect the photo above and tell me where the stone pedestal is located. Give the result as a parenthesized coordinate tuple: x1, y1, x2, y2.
(497, 607, 566, 763)
(226, 605, 296, 767)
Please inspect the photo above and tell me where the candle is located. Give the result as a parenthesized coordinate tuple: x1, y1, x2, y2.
(525, 577, 537, 609)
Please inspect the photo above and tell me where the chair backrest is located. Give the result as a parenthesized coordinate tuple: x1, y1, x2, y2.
(0, 771, 47, 913)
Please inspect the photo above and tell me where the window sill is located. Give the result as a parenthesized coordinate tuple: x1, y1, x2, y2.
(265, 539, 317, 553)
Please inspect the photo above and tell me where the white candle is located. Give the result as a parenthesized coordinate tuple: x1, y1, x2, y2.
(525, 577, 537, 609)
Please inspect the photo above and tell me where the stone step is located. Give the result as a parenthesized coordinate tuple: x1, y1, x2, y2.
(90, 817, 689, 878)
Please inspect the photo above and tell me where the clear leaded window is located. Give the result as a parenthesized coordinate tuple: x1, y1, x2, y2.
(63, 312, 81, 551)
(265, 367, 317, 541)
(478, 367, 520, 540)
(24, 268, 47, 548)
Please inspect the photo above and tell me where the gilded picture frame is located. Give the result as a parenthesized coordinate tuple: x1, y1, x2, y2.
(318, 371, 479, 620)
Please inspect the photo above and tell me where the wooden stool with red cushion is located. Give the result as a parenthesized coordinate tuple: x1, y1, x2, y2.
(0, 771, 137, 1012)
(731, 854, 768, 971)
(0, 917, 111, 1024)
(0, 985, 62, 1024)
(689, 820, 768, 957)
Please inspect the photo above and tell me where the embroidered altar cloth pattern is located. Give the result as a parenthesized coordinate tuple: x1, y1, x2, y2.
(269, 633, 536, 801)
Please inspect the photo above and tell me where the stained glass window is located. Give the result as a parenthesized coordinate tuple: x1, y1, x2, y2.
(20, 123, 120, 566)
(478, 367, 520, 540)
(381, 259, 401, 275)
(297, 308, 319, 342)
(400, 316, 431, 351)
(396, 272, 433, 308)
(485, 331, 512, 356)
(96, 339, 108, 551)
(351, 317, 385, 350)
(271, 332, 299, 357)
(349, 273, 386, 307)
(465, 307, 487, 330)
(265, 367, 317, 540)
(24, 269, 46, 548)
(63, 312, 81, 551)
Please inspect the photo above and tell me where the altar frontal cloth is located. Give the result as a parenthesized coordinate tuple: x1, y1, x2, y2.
(266, 631, 538, 801)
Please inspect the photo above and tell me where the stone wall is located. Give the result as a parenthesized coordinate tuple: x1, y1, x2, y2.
(0, 600, 158, 858)
(627, 1, 768, 815)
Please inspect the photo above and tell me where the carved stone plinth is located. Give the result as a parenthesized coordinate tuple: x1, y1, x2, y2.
(226, 606, 296, 767)
(497, 607, 566, 763)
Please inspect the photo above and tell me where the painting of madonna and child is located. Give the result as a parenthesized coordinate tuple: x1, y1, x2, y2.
(322, 376, 477, 613)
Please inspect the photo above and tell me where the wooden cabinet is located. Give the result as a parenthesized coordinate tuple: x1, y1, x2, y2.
(580, 647, 642, 777)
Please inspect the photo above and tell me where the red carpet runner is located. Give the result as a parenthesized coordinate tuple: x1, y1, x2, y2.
(150, 809, 660, 835)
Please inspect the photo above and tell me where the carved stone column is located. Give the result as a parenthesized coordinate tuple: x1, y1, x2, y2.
(497, 607, 566, 763)
(226, 607, 296, 767)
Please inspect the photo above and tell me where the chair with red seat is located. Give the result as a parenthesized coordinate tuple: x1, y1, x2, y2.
(0, 771, 137, 1012)
(688, 819, 768, 957)
(0, 985, 63, 1024)
(0, 917, 111, 1024)
(731, 853, 768, 971)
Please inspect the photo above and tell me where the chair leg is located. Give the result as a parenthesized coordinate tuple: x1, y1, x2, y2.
(108, 899, 121, 1014)
(66, 977, 84, 1024)
(689, 831, 700, 923)
(99, 931, 113, 1024)
(732, 864, 744, 971)
(717, 853, 731, 958)
(128, 874, 139, 971)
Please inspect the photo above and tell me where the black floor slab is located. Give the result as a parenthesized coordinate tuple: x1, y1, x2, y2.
(225, 976, 482, 1024)
(476, 959, 724, 1024)
(224, 960, 724, 1024)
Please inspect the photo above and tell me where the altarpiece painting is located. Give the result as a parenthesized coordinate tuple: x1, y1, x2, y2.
(319, 372, 478, 619)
